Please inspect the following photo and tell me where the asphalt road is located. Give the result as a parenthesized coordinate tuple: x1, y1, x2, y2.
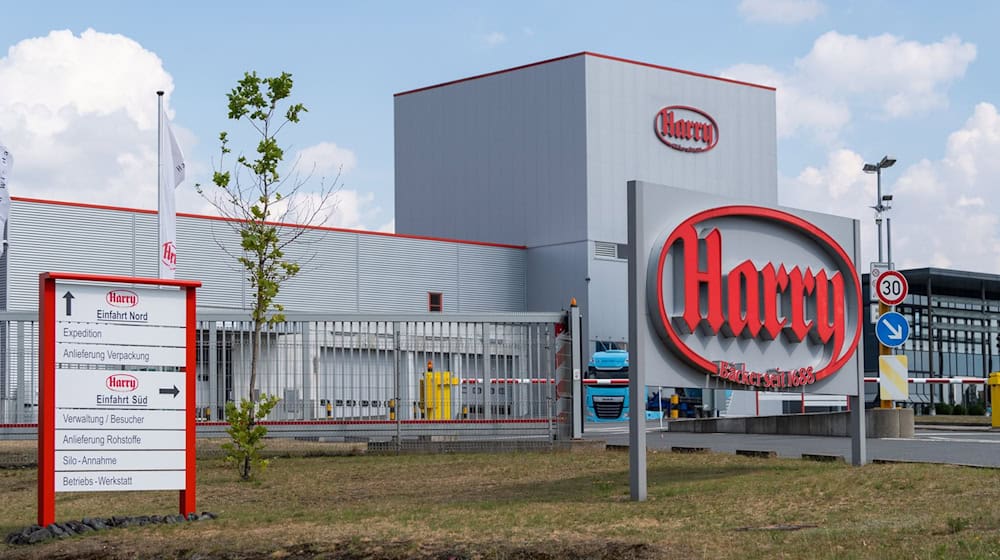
(583, 422, 1000, 468)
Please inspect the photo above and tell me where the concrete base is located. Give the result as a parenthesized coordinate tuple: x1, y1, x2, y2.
(667, 408, 914, 439)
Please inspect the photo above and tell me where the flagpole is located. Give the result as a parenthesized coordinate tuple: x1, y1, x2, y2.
(156, 91, 164, 279)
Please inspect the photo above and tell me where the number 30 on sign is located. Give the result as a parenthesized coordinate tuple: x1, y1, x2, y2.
(876, 270, 908, 306)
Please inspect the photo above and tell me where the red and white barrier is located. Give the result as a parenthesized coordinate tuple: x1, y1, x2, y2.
(863, 377, 986, 385)
(460, 378, 555, 385)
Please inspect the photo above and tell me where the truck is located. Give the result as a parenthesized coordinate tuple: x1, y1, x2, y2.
(583, 349, 706, 422)
(583, 349, 631, 422)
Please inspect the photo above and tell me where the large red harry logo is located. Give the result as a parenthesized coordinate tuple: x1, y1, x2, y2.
(648, 206, 861, 385)
(653, 106, 718, 153)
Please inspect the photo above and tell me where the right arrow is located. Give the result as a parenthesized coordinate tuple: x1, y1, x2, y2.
(159, 385, 180, 398)
(62, 292, 75, 316)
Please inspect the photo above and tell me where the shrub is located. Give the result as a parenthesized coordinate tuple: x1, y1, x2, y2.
(935, 403, 953, 415)
(951, 404, 967, 416)
(967, 404, 986, 416)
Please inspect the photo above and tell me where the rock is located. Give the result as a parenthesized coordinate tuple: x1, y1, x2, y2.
(187, 512, 198, 521)
(26, 527, 54, 544)
(200, 512, 218, 520)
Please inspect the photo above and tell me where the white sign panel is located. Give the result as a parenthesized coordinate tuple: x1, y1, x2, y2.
(56, 429, 186, 450)
(57, 323, 186, 347)
(56, 344, 186, 367)
(54, 370, 186, 410)
(52, 280, 188, 494)
(56, 470, 186, 493)
(56, 282, 186, 327)
(56, 409, 186, 430)
(56, 450, 186, 472)
(869, 262, 889, 302)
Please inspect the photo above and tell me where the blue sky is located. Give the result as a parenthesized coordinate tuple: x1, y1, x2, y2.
(1, 1, 999, 272)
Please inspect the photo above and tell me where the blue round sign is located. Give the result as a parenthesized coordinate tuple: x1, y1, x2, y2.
(875, 311, 910, 348)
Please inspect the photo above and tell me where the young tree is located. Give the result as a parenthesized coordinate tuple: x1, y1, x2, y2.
(198, 71, 338, 479)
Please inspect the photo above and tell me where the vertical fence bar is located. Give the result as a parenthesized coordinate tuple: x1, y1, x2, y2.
(15, 320, 25, 421)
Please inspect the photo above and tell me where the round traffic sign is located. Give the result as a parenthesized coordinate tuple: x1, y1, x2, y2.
(875, 311, 910, 348)
(876, 270, 908, 306)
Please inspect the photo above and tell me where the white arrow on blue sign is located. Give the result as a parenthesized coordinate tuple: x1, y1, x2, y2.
(875, 311, 910, 348)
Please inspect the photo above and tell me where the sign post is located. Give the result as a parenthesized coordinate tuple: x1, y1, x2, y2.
(38, 272, 200, 526)
(874, 270, 910, 408)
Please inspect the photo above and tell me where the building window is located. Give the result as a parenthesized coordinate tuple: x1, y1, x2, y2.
(428, 292, 442, 312)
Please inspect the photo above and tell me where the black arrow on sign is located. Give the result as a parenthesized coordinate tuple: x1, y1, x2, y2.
(159, 385, 180, 398)
(62, 291, 75, 316)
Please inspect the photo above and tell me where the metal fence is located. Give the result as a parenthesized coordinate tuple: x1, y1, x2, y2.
(1, 311, 575, 447)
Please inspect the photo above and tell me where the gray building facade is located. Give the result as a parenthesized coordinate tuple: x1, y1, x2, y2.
(394, 52, 778, 351)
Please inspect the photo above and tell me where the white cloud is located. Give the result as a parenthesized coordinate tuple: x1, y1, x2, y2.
(483, 32, 507, 46)
(0, 29, 175, 210)
(781, 103, 1000, 274)
(722, 63, 848, 140)
(293, 141, 357, 179)
(739, 0, 825, 24)
(722, 32, 976, 142)
(0, 30, 392, 232)
(795, 32, 976, 118)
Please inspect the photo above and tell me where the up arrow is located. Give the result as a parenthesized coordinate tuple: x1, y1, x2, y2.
(62, 292, 75, 316)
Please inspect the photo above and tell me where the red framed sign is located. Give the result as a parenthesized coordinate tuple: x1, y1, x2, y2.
(38, 272, 201, 526)
(875, 270, 908, 306)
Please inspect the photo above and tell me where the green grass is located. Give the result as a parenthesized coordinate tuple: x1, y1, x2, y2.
(2, 444, 1000, 559)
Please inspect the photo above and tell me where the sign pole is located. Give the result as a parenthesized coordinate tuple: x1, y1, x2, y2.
(38, 275, 56, 526)
(180, 285, 197, 517)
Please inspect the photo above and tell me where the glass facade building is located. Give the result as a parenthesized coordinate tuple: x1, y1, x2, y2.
(863, 268, 1000, 413)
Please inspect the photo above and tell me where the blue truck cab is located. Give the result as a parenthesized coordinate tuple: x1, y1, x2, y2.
(584, 349, 630, 422)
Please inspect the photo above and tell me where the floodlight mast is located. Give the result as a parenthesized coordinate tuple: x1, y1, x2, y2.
(863, 156, 896, 265)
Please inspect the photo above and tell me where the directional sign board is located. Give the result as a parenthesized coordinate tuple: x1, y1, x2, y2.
(38, 273, 200, 526)
(875, 311, 910, 348)
(876, 270, 908, 306)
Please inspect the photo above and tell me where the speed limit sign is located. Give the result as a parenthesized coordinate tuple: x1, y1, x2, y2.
(876, 270, 908, 306)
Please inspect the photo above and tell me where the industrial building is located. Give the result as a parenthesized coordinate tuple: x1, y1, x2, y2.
(0, 52, 994, 420)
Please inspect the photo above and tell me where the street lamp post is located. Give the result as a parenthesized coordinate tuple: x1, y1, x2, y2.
(863, 155, 896, 264)
(864, 156, 897, 410)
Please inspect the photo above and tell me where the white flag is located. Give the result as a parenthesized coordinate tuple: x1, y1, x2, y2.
(158, 107, 185, 278)
(0, 144, 12, 257)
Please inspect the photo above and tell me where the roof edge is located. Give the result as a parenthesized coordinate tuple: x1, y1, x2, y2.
(11, 196, 527, 250)
(393, 51, 775, 97)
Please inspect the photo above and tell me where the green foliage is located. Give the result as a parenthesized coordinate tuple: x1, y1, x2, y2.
(967, 404, 986, 416)
(935, 403, 953, 415)
(197, 70, 322, 480)
(946, 516, 970, 534)
(951, 404, 967, 416)
(221, 394, 281, 480)
(206, 71, 306, 332)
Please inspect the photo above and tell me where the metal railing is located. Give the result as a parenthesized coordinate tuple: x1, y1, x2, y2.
(1, 311, 574, 448)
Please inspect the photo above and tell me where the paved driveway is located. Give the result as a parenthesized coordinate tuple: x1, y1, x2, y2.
(583, 423, 1000, 468)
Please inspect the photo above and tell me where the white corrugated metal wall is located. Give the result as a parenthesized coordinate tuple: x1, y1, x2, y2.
(5, 199, 527, 314)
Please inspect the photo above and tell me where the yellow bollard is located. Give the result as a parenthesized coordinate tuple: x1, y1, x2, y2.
(989, 372, 1000, 429)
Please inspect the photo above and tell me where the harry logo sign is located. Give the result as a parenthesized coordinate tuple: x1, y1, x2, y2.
(648, 206, 862, 388)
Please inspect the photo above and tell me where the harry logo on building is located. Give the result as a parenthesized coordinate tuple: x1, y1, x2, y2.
(654, 106, 718, 153)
